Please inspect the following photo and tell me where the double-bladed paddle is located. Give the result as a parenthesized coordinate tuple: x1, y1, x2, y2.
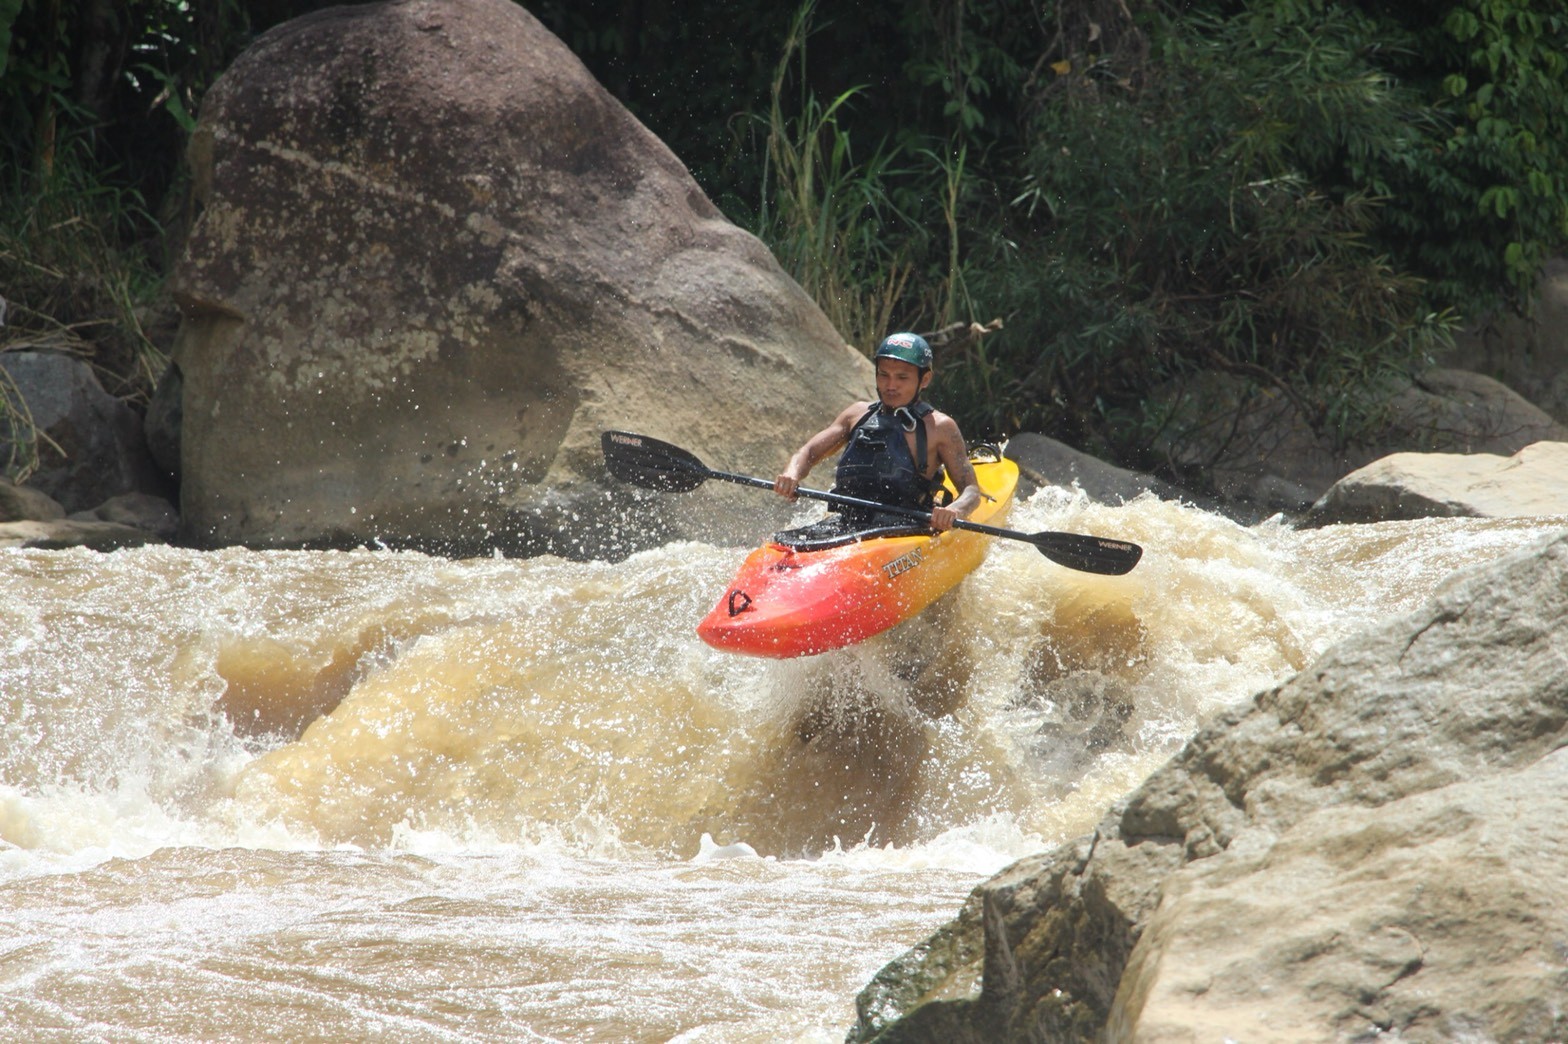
(601, 430, 1143, 576)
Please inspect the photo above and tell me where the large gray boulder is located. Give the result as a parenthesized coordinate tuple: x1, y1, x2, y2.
(1152, 371, 1350, 513)
(1387, 367, 1568, 454)
(68, 491, 180, 540)
(0, 349, 164, 512)
(0, 476, 65, 522)
(849, 531, 1568, 1042)
(1152, 368, 1567, 516)
(1444, 256, 1568, 426)
(0, 478, 176, 551)
(171, 0, 868, 557)
(1005, 432, 1182, 505)
(1305, 440, 1568, 526)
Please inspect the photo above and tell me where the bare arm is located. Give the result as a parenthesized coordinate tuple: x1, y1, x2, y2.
(928, 414, 981, 532)
(775, 402, 871, 499)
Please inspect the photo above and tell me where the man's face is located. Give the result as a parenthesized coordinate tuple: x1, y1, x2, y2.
(876, 358, 929, 408)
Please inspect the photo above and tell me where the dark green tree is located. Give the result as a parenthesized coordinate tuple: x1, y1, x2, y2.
(4, 0, 1565, 485)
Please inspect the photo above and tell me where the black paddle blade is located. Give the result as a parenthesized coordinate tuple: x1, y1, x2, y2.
(1030, 531, 1143, 576)
(601, 430, 711, 493)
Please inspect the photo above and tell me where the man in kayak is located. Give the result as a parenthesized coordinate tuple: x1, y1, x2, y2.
(773, 332, 982, 532)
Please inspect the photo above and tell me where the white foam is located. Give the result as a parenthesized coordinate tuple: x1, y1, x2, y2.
(692, 833, 764, 862)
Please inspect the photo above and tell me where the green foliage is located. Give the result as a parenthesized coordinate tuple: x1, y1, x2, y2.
(5, 0, 1566, 486)
(533, 0, 1565, 468)
(526, 0, 798, 217)
(0, 0, 21, 80)
(0, 122, 167, 400)
(894, 0, 1034, 143)
(752, 2, 929, 352)
(0, 0, 287, 421)
(1358, 0, 1568, 315)
(944, 3, 1458, 462)
(1, 359, 42, 483)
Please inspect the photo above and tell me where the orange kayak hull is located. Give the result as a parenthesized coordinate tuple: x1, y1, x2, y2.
(696, 455, 1019, 658)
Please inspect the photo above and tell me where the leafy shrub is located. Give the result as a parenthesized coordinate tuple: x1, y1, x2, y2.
(939, 2, 1520, 467)
(730, 0, 1567, 475)
(4, 0, 1565, 485)
(1355, 0, 1568, 316)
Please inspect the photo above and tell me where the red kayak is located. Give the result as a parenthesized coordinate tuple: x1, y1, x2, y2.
(696, 449, 1019, 658)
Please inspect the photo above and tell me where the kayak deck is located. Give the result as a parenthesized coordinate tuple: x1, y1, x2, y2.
(696, 448, 1019, 658)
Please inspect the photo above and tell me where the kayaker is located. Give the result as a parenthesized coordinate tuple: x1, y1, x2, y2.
(774, 332, 982, 532)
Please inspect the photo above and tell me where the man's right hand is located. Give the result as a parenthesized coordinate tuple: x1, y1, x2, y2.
(774, 474, 799, 499)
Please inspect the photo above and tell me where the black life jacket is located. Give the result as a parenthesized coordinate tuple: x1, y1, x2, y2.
(831, 401, 944, 515)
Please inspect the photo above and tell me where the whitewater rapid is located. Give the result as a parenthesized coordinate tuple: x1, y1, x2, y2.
(2, 487, 1560, 1041)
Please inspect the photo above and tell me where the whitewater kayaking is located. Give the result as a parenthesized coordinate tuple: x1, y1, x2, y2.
(602, 332, 1142, 658)
(694, 440, 1021, 656)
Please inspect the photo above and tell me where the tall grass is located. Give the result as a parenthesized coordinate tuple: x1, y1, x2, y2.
(754, 1, 923, 352)
(0, 118, 169, 481)
(1, 360, 42, 483)
(940, 4, 1460, 463)
(1, 124, 168, 394)
(920, 141, 977, 332)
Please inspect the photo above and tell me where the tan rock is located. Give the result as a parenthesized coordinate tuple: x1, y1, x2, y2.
(172, 0, 868, 558)
(0, 478, 65, 522)
(0, 518, 159, 550)
(1115, 752, 1568, 1040)
(68, 492, 180, 540)
(1305, 440, 1568, 525)
(1445, 256, 1568, 425)
(849, 532, 1568, 1042)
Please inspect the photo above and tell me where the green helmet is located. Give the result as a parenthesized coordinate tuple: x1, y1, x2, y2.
(874, 332, 932, 370)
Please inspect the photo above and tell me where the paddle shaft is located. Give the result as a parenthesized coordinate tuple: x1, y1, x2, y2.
(700, 462, 1144, 574)
(703, 465, 996, 536)
(600, 429, 1143, 575)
